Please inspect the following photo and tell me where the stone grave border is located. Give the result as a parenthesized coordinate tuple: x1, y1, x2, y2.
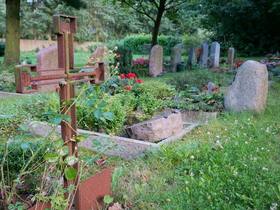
(26, 111, 217, 159)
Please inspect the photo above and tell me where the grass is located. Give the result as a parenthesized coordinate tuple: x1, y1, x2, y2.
(111, 81, 280, 209)
(0, 51, 91, 67)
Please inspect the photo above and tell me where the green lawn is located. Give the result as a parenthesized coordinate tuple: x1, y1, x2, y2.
(0, 51, 91, 67)
(111, 81, 280, 209)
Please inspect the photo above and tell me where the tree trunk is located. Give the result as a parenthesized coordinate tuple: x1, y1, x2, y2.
(4, 0, 20, 65)
(151, 0, 166, 47)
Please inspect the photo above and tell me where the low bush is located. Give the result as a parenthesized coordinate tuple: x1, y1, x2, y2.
(108, 34, 181, 55)
(169, 69, 234, 91)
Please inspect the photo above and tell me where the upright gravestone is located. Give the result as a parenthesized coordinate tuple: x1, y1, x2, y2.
(209, 42, 220, 68)
(227, 47, 235, 70)
(224, 60, 268, 112)
(149, 45, 163, 77)
(37, 45, 58, 72)
(36, 45, 63, 92)
(187, 47, 196, 69)
(87, 46, 108, 66)
(86, 46, 109, 79)
(199, 42, 209, 68)
(171, 45, 182, 72)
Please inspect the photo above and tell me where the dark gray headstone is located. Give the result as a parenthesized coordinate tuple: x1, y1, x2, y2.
(209, 42, 220, 68)
(227, 47, 235, 70)
(188, 47, 196, 67)
(199, 42, 209, 68)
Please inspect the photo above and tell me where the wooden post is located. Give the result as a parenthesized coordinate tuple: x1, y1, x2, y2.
(59, 81, 79, 209)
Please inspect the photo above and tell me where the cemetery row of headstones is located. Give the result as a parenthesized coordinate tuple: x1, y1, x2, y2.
(148, 42, 236, 77)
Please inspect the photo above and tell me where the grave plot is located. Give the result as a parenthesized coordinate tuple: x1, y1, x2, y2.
(26, 110, 217, 159)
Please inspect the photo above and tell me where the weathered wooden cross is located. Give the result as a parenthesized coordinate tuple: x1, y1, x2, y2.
(15, 15, 109, 210)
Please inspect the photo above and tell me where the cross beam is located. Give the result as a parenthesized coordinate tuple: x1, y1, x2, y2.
(15, 14, 104, 94)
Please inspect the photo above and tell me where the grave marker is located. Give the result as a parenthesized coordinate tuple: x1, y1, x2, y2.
(187, 47, 196, 69)
(171, 44, 182, 72)
(149, 44, 163, 77)
(15, 14, 109, 210)
(227, 47, 235, 70)
(209, 42, 220, 68)
(199, 42, 209, 68)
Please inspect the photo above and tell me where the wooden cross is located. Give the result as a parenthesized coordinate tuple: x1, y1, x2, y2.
(15, 15, 106, 209)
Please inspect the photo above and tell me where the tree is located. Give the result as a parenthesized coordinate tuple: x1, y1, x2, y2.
(200, 0, 280, 55)
(3, 0, 85, 65)
(115, 0, 186, 47)
(4, 0, 20, 65)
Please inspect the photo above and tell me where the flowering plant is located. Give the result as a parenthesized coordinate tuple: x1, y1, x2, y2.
(119, 73, 143, 91)
(132, 58, 149, 68)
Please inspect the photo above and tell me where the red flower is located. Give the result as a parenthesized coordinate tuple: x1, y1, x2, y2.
(120, 74, 126, 79)
(135, 79, 143, 84)
(127, 72, 137, 79)
(124, 85, 132, 91)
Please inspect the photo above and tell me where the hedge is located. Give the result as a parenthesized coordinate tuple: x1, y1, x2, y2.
(108, 34, 182, 55)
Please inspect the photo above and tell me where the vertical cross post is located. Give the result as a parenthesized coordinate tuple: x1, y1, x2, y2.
(54, 15, 79, 209)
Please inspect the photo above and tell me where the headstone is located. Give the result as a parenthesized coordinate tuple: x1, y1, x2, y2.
(171, 45, 182, 72)
(149, 45, 163, 77)
(224, 60, 268, 112)
(36, 45, 63, 92)
(87, 46, 109, 79)
(87, 46, 108, 66)
(37, 45, 58, 72)
(187, 47, 196, 68)
(227, 47, 235, 70)
(199, 42, 209, 68)
(209, 42, 220, 68)
(126, 111, 183, 143)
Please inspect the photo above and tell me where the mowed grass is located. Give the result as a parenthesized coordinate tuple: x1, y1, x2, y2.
(112, 82, 280, 209)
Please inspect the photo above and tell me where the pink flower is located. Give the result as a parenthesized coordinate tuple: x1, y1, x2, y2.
(135, 79, 143, 84)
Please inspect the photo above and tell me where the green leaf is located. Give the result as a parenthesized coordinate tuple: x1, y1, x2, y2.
(44, 153, 59, 163)
(103, 112, 114, 121)
(103, 195, 114, 204)
(64, 167, 78, 181)
(94, 109, 102, 119)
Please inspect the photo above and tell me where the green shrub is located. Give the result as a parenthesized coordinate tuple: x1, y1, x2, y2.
(138, 93, 162, 116)
(183, 30, 210, 49)
(108, 34, 182, 55)
(115, 44, 133, 74)
(133, 80, 175, 100)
